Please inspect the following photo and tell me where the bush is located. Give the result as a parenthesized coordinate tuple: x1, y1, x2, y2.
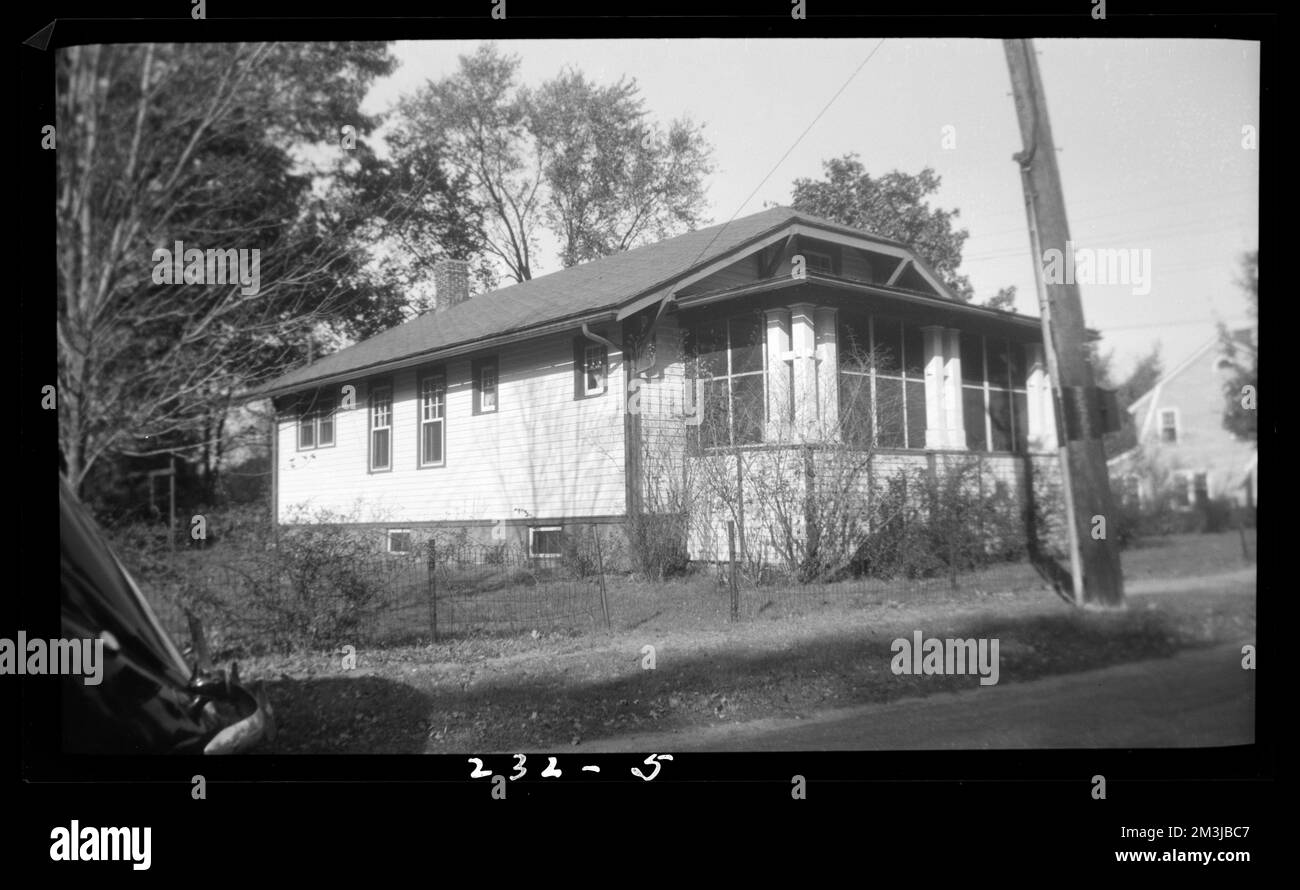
(624, 511, 690, 580)
(847, 460, 1042, 582)
(559, 528, 603, 578)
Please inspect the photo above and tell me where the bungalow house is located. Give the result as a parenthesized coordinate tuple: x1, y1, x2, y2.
(253, 207, 1062, 562)
(1107, 333, 1257, 511)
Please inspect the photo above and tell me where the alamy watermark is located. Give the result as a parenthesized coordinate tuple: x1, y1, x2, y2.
(50, 821, 150, 870)
(1041, 242, 1152, 296)
(891, 630, 1000, 686)
(0, 631, 104, 685)
(151, 240, 261, 296)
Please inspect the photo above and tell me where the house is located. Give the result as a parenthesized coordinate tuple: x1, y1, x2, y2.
(253, 206, 1062, 562)
(1107, 333, 1257, 511)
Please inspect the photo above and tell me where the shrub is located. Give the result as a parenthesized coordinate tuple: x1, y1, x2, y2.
(624, 511, 690, 580)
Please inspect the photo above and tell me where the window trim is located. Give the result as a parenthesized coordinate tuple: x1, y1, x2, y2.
(688, 311, 768, 449)
(387, 528, 413, 554)
(295, 397, 337, 452)
(837, 314, 929, 451)
(417, 367, 447, 469)
(584, 342, 608, 396)
(528, 525, 563, 558)
(367, 380, 394, 474)
(472, 356, 499, 415)
(958, 333, 1031, 454)
(1159, 407, 1180, 444)
(574, 338, 610, 400)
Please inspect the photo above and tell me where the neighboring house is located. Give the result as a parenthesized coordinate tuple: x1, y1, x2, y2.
(1107, 333, 1257, 511)
(253, 206, 1062, 561)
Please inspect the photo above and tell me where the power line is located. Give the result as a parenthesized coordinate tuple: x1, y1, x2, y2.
(962, 215, 1257, 263)
(686, 38, 888, 270)
(963, 185, 1256, 246)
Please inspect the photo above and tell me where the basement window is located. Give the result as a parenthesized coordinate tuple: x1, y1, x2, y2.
(387, 529, 413, 554)
(529, 526, 563, 558)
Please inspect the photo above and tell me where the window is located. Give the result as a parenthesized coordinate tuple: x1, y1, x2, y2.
(473, 357, 499, 415)
(574, 338, 609, 398)
(1160, 409, 1179, 443)
(687, 313, 766, 447)
(1193, 471, 1209, 506)
(529, 526, 563, 558)
(419, 370, 446, 467)
(369, 384, 392, 472)
(802, 249, 835, 274)
(387, 529, 412, 554)
(1120, 475, 1142, 507)
(836, 315, 927, 450)
(585, 344, 607, 393)
(960, 334, 1029, 453)
(296, 398, 335, 451)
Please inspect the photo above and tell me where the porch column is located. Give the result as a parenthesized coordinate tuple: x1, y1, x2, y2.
(814, 306, 839, 440)
(943, 328, 967, 448)
(764, 308, 792, 442)
(920, 325, 946, 449)
(1025, 342, 1057, 451)
(789, 303, 819, 441)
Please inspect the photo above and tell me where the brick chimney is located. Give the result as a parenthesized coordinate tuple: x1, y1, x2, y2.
(434, 259, 471, 310)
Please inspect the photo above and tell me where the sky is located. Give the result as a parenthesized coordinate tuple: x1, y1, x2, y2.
(362, 38, 1259, 380)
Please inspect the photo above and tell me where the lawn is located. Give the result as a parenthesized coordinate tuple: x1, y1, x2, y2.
(238, 530, 1256, 754)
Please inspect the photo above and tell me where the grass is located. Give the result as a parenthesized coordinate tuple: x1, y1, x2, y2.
(237, 530, 1256, 754)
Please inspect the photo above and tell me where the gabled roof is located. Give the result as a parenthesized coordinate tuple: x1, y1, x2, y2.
(252, 206, 960, 399)
(1125, 328, 1255, 443)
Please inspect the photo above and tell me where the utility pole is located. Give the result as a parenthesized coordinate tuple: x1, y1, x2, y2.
(1004, 39, 1124, 607)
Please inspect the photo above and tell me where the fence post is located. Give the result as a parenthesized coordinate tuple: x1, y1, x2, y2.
(592, 525, 611, 631)
(426, 540, 438, 643)
(728, 519, 739, 622)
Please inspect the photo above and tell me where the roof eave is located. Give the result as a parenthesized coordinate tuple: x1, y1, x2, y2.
(673, 274, 1044, 329)
(243, 307, 621, 402)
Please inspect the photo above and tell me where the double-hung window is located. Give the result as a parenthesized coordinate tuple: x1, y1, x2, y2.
(369, 383, 392, 472)
(419, 370, 446, 467)
(473, 357, 499, 414)
(1160, 409, 1179, 443)
(574, 339, 609, 398)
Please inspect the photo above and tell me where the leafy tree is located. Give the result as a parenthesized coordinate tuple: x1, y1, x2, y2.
(394, 43, 715, 283)
(984, 285, 1018, 311)
(789, 154, 1015, 303)
(56, 42, 408, 500)
(395, 44, 542, 284)
(527, 68, 714, 267)
(1219, 249, 1258, 442)
(1090, 342, 1163, 458)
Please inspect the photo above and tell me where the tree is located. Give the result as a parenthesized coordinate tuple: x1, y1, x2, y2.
(1091, 342, 1163, 458)
(395, 44, 542, 284)
(56, 42, 406, 500)
(789, 154, 1015, 303)
(1219, 249, 1258, 442)
(394, 43, 716, 282)
(527, 68, 714, 268)
(984, 286, 1018, 311)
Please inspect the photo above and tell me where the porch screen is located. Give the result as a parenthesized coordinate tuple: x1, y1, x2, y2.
(688, 313, 766, 447)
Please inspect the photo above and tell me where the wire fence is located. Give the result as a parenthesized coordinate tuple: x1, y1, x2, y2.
(135, 536, 611, 655)
(125, 512, 1057, 656)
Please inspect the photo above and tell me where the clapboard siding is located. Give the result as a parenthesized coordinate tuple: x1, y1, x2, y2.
(277, 331, 627, 525)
